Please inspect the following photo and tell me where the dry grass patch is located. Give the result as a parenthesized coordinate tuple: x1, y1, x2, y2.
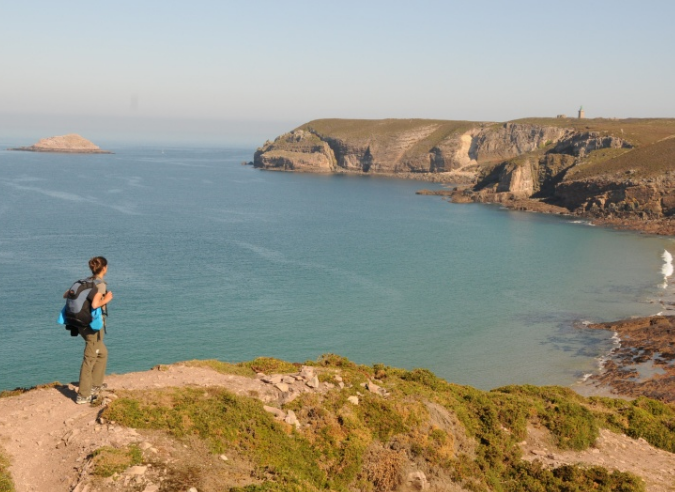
(0, 381, 62, 399)
(360, 446, 407, 492)
(567, 137, 675, 180)
(0, 450, 14, 492)
(301, 118, 477, 141)
(90, 445, 143, 477)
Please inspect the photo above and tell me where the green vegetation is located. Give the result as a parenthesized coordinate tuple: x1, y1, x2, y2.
(567, 137, 675, 180)
(93, 356, 675, 490)
(181, 357, 299, 377)
(0, 382, 61, 399)
(300, 118, 479, 143)
(513, 118, 675, 147)
(90, 445, 143, 477)
(103, 387, 327, 490)
(0, 450, 14, 492)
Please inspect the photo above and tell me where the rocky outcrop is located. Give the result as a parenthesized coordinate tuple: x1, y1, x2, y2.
(470, 123, 571, 164)
(551, 131, 631, 157)
(449, 131, 673, 226)
(586, 315, 675, 402)
(8, 134, 112, 154)
(470, 131, 632, 198)
(253, 130, 336, 172)
(552, 178, 674, 218)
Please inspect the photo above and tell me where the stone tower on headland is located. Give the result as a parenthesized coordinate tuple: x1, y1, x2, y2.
(578, 106, 585, 119)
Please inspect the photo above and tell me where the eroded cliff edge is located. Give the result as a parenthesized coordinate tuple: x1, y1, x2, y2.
(254, 119, 569, 183)
(255, 118, 675, 234)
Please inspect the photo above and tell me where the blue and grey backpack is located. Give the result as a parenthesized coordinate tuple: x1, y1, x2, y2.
(58, 278, 103, 336)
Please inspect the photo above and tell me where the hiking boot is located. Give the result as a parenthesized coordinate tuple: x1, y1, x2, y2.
(75, 394, 93, 405)
(92, 383, 108, 395)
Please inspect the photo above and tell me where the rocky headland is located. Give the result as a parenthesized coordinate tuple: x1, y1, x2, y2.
(8, 134, 112, 154)
(254, 118, 675, 234)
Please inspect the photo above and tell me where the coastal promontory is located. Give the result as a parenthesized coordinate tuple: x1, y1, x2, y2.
(255, 118, 675, 234)
(8, 134, 112, 154)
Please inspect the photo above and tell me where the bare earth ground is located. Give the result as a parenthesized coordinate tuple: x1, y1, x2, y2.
(2, 364, 675, 492)
(0, 365, 280, 492)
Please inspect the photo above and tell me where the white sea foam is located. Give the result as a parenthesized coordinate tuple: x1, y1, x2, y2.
(571, 220, 595, 226)
(661, 249, 674, 288)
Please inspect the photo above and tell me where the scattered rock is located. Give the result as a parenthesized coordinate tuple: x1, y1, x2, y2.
(263, 405, 286, 420)
(262, 374, 284, 384)
(365, 381, 389, 397)
(219, 454, 229, 461)
(274, 382, 290, 393)
(127, 465, 148, 476)
(284, 410, 300, 428)
(407, 470, 429, 490)
(306, 376, 320, 389)
(348, 396, 359, 405)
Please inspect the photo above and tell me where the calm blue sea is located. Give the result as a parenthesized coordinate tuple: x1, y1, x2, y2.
(0, 144, 671, 392)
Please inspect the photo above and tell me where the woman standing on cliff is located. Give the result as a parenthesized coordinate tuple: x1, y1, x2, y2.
(74, 256, 113, 404)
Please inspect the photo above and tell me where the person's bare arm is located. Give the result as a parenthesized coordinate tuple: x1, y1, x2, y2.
(91, 291, 113, 309)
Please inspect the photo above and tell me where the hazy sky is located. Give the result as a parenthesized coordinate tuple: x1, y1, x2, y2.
(1, 1, 674, 145)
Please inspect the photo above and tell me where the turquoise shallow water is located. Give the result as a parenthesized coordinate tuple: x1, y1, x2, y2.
(0, 144, 671, 391)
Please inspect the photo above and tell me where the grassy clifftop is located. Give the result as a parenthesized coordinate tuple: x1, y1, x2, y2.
(54, 355, 675, 491)
(566, 135, 675, 180)
(513, 118, 675, 147)
(299, 118, 478, 141)
(259, 117, 675, 186)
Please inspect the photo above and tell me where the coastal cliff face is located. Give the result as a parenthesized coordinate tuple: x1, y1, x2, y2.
(256, 118, 675, 231)
(254, 120, 573, 181)
(464, 131, 675, 232)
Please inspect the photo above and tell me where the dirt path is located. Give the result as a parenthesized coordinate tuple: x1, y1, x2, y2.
(521, 424, 675, 491)
(0, 365, 279, 492)
(2, 365, 675, 491)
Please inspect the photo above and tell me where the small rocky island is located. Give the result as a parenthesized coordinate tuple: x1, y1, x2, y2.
(8, 134, 112, 154)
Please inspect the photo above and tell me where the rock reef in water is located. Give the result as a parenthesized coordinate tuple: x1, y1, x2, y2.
(586, 315, 675, 402)
(255, 117, 675, 234)
(8, 134, 112, 154)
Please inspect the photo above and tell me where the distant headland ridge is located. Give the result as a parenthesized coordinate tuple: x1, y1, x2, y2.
(253, 116, 675, 235)
(8, 134, 112, 154)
